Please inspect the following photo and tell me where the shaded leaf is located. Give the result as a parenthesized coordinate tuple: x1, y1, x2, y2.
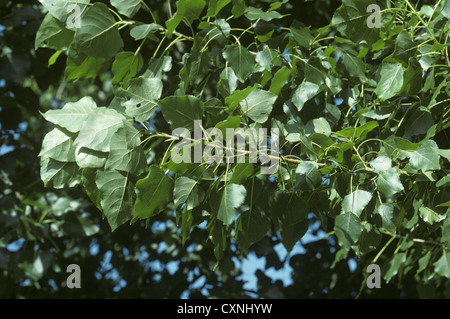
(214, 184, 246, 226)
(96, 170, 135, 231)
(75, 3, 123, 58)
(134, 166, 174, 219)
(334, 212, 363, 249)
(236, 210, 270, 251)
(222, 45, 255, 82)
(112, 52, 144, 84)
(174, 176, 205, 210)
(159, 95, 203, 131)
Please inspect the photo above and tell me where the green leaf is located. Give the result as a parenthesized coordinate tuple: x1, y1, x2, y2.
(334, 212, 363, 249)
(407, 140, 441, 172)
(207, 214, 226, 260)
(269, 190, 309, 225)
(225, 86, 255, 112)
(374, 62, 404, 101)
(375, 203, 396, 234)
(239, 89, 277, 123)
(391, 31, 416, 64)
(359, 223, 382, 254)
(370, 156, 392, 173)
(35, 13, 74, 50)
(244, 6, 284, 21)
(417, 252, 431, 275)
(173, 176, 205, 210)
(179, 206, 194, 245)
(403, 108, 434, 138)
(384, 253, 406, 283)
(214, 184, 246, 226)
(165, 0, 206, 38)
(298, 129, 318, 161)
(443, 0, 450, 19)
(291, 81, 320, 112)
(362, 109, 391, 120)
(65, 55, 109, 80)
(48, 50, 64, 67)
(96, 170, 135, 231)
(236, 210, 270, 251)
(295, 161, 321, 189)
(134, 166, 174, 219)
(159, 95, 203, 131)
(218, 67, 238, 98)
(400, 57, 423, 96)
(40, 158, 80, 189)
(184, 43, 212, 86)
(118, 77, 162, 121)
(419, 206, 445, 225)
(290, 21, 313, 48)
(305, 118, 331, 136)
(269, 66, 291, 95)
(229, 163, 254, 184)
(332, 0, 380, 45)
(437, 201, 450, 208)
(340, 51, 366, 81)
(437, 175, 450, 188)
(39, 127, 76, 162)
(75, 147, 108, 168)
(112, 52, 144, 84)
(74, 108, 126, 153)
(222, 45, 255, 83)
(281, 219, 308, 252)
(41, 96, 97, 133)
(144, 56, 173, 79)
(434, 251, 450, 279)
(438, 149, 450, 162)
(255, 45, 276, 71)
(38, 0, 90, 25)
(377, 168, 404, 197)
(305, 57, 328, 85)
(231, 0, 246, 18)
(341, 190, 372, 217)
(207, 0, 231, 17)
(104, 122, 147, 175)
(130, 24, 161, 41)
(81, 168, 102, 210)
(335, 121, 379, 140)
(394, 136, 419, 152)
(215, 115, 241, 137)
(442, 215, 450, 246)
(110, 0, 141, 18)
(75, 3, 123, 58)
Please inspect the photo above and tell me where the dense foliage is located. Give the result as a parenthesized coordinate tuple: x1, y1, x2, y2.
(1, 0, 450, 298)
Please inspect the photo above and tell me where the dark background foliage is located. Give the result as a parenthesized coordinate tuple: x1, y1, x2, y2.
(1, 0, 449, 299)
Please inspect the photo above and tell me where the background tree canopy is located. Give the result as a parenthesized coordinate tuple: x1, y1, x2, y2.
(1, 0, 450, 299)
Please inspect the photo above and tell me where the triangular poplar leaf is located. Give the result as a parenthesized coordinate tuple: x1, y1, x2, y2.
(41, 96, 97, 133)
(214, 184, 246, 226)
(75, 3, 123, 58)
(119, 77, 162, 121)
(134, 166, 174, 219)
(96, 170, 135, 231)
(39, 127, 76, 162)
(341, 190, 372, 217)
(74, 108, 126, 153)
